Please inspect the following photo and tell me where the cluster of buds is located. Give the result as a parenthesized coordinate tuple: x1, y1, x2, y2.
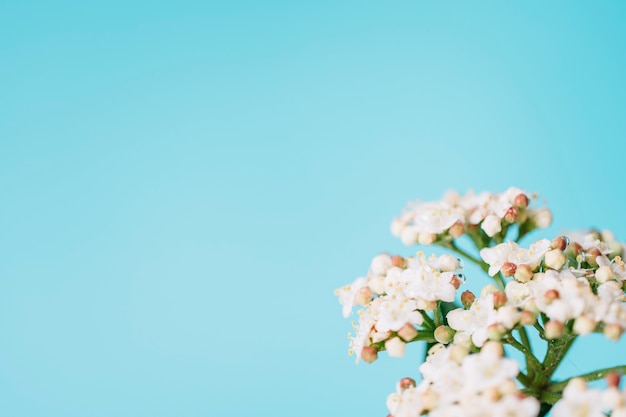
(386, 342, 539, 417)
(390, 187, 551, 246)
(334, 252, 463, 362)
(446, 235, 626, 347)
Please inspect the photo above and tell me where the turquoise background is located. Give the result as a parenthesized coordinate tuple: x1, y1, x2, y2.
(2, 1, 626, 416)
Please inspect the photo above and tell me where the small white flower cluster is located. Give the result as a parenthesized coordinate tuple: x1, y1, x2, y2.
(386, 342, 539, 417)
(391, 187, 551, 246)
(334, 252, 462, 362)
(552, 376, 626, 417)
(447, 234, 626, 347)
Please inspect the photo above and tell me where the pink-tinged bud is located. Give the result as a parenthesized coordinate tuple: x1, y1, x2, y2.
(487, 323, 506, 341)
(449, 275, 462, 289)
(585, 247, 602, 267)
(514, 193, 529, 208)
(397, 323, 418, 342)
(354, 287, 373, 306)
(607, 372, 622, 388)
(596, 266, 615, 283)
(391, 255, 407, 268)
(504, 206, 519, 223)
(434, 325, 455, 344)
(604, 324, 623, 342)
(493, 291, 508, 308)
(545, 249, 566, 270)
(398, 377, 416, 390)
(566, 242, 583, 257)
(461, 290, 476, 308)
(573, 316, 596, 335)
(361, 346, 378, 364)
(449, 221, 465, 238)
(501, 262, 517, 277)
(520, 310, 537, 326)
(514, 264, 533, 283)
(544, 289, 560, 303)
(418, 232, 436, 245)
(385, 337, 406, 357)
(551, 236, 568, 251)
(544, 320, 564, 340)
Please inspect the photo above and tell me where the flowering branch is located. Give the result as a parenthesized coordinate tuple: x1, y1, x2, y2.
(335, 187, 626, 417)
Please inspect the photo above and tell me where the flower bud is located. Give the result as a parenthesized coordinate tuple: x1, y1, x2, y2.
(449, 275, 462, 289)
(514, 264, 533, 283)
(544, 320, 564, 340)
(501, 262, 517, 277)
(398, 377, 416, 391)
(607, 372, 622, 388)
(397, 323, 418, 342)
(400, 228, 418, 245)
(551, 236, 568, 251)
(482, 341, 504, 358)
(566, 242, 583, 257)
(461, 290, 476, 308)
(493, 291, 508, 308)
(573, 316, 596, 336)
(418, 232, 436, 245)
(439, 254, 460, 272)
(596, 266, 615, 283)
(604, 324, 623, 342)
(354, 287, 373, 306)
(481, 214, 502, 237)
(504, 206, 519, 223)
(533, 208, 552, 229)
(391, 255, 407, 268)
(487, 323, 506, 341)
(449, 221, 465, 238)
(385, 337, 406, 357)
(434, 325, 455, 344)
(544, 289, 560, 303)
(520, 310, 537, 326)
(361, 346, 378, 364)
(514, 193, 529, 208)
(545, 249, 566, 270)
(585, 247, 602, 267)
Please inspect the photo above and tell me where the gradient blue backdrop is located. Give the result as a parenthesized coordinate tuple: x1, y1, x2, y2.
(2, 1, 626, 416)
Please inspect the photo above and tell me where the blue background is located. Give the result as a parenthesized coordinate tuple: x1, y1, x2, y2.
(2, 1, 626, 416)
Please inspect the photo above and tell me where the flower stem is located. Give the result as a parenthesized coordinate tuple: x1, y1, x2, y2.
(548, 364, 626, 392)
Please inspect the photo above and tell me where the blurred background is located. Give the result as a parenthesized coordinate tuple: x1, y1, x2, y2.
(2, 1, 626, 416)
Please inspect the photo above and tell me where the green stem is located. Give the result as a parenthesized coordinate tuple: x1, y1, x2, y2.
(504, 334, 543, 377)
(517, 327, 534, 379)
(419, 310, 436, 330)
(548, 364, 626, 392)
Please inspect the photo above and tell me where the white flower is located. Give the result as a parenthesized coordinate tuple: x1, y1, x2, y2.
(507, 239, 551, 270)
(447, 294, 497, 347)
(480, 242, 518, 276)
(413, 202, 464, 234)
(335, 277, 368, 318)
(481, 214, 502, 237)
